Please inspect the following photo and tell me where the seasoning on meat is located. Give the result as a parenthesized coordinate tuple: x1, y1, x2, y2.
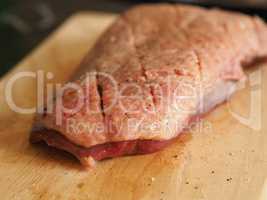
(30, 4, 267, 167)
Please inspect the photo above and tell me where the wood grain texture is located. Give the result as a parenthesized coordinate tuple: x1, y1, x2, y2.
(0, 12, 267, 200)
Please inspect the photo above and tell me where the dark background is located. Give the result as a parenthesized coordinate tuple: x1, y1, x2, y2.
(0, 0, 267, 77)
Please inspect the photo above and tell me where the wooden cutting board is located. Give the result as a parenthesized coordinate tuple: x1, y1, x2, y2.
(0, 12, 267, 200)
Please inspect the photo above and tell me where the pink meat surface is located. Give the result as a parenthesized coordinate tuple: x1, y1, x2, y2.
(30, 4, 267, 167)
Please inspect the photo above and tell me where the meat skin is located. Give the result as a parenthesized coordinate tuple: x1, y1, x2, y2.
(30, 4, 267, 167)
(31, 129, 175, 166)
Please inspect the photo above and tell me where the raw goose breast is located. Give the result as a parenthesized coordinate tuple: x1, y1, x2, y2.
(31, 4, 267, 167)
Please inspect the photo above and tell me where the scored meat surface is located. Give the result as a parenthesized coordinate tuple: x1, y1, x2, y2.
(30, 4, 267, 167)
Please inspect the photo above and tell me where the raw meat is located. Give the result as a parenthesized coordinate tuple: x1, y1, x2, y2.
(30, 4, 267, 167)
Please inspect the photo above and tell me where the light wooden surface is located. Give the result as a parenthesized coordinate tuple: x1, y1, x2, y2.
(0, 12, 267, 200)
